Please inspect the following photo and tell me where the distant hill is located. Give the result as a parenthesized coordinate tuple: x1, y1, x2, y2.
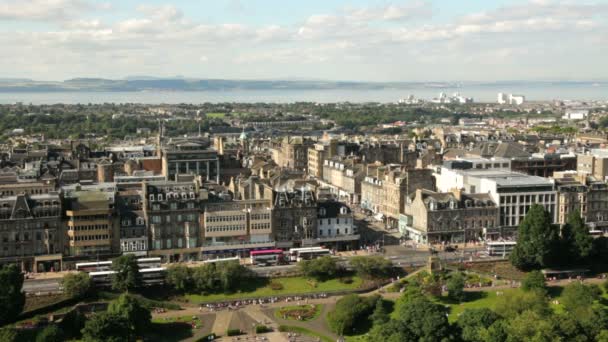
(0, 78, 604, 92)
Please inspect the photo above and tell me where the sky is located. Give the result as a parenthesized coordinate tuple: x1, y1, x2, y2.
(0, 0, 607, 82)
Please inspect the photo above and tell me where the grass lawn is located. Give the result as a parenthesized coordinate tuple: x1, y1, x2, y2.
(459, 261, 527, 281)
(205, 112, 226, 118)
(152, 315, 202, 325)
(185, 276, 363, 303)
(437, 285, 573, 322)
(279, 325, 333, 342)
(275, 304, 323, 321)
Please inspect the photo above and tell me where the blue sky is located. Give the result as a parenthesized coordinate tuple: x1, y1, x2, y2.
(0, 0, 606, 81)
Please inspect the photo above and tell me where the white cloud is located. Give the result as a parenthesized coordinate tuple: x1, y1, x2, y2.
(0, 0, 606, 81)
(0, 0, 101, 21)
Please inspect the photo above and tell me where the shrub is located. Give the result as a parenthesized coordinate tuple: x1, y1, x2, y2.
(339, 277, 353, 284)
(226, 328, 242, 336)
(327, 294, 380, 335)
(269, 280, 284, 291)
(61, 272, 92, 299)
(278, 325, 288, 332)
(256, 325, 271, 333)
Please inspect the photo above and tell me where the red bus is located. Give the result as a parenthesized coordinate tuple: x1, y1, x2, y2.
(250, 249, 285, 266)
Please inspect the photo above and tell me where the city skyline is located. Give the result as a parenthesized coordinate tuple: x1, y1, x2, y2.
(0, 0, 607, 82)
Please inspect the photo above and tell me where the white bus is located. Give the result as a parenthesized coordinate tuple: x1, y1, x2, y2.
(203, 257, 240, 264)
(89, 267, 166, 287)
(75, 261, 112, 272)
(486, 241, 517, 256)
(137, 257, 162, 269)
(288, 247, 327, 262)
(296, 248, 331, 262)
(76, 257, 161, 273)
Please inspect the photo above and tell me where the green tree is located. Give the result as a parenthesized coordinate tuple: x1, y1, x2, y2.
(597, 330, 608, 342)
(111, 254, 142, 292)
(192, 263, 218, 293)
(166, 264, 193, 293)
(82, 312, 132, 342)
(447, 272, 466, 302)
(397, 295, 451, 342)
(327, 294, 379, 335)
(61, 272, 92, 299)
(35, 325, 64, 342)
(218, 261, 251, 292)
(299, 256, 339, 281)
(349, 256, 393, 280)
(568, 210, 594, 261)
(505, 310, 559, 342)
(370, 299, 390, 325)
(510, 204, 560, 270)
(0, 327, 17, 342)
(479, 319, 508, 342)
(521, 270, 546, 293)
(494, 290, 550, 318)
(561, 282, 602, 327)
(107, 293, 151, 338)
(366, 320, 412, 342)
(457, 308, 500, 342)
(0, 264, 25, 325)
(59, 309, 86, 339)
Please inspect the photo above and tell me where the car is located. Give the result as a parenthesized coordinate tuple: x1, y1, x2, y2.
(445, 246, 457, 252)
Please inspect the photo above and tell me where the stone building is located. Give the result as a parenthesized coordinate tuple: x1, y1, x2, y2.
(276, 136, 313, 171)
(201, 199, 274, 259)
(116, 188, 148, 255)
(161, 139, 220, 183)
(0, 193, 63, 272)
(361, 167, 435, 228)
(404, 189, 499, 244)
(272, 188, 317, 248)
(321, 158, 366, 204)
(143, 179, 205, 262)
(64, 189, 118, 258)
(316, 200, 359, 250)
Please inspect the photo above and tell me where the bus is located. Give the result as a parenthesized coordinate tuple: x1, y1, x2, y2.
(486, 241, 517, 256)
(76, 257, 161, 273)
(590, 230, 604, 237)
(250, 249, 285, 266)
(296, 248, 331, 262)
(89, 267, 166, 287)
(288, 247, 327, 262)
(203, 257, 240, 264)
(137, 257, 162, 269)
(140, 267, 166, 285)
(75, 261, 112, 272)
(89, 270, 114, 287)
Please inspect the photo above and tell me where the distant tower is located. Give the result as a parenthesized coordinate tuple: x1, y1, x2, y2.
(239, 129, 249, 153)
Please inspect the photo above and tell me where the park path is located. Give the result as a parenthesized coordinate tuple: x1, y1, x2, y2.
(212, 310, 233, 336)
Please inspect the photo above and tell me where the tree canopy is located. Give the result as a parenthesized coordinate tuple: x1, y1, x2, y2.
(0, 264, 25, 325)
(61, 272, 92, 299)
(299, 256, 340, 281)
(446, 272, 466, 302)
(510, 204, 560, 270)
(349, 256, 393, 280)
(108, 294, 151, 339)
(521, 270, 546, 293)
(82, 312, 132, 342)
(111, 254, 142, 292)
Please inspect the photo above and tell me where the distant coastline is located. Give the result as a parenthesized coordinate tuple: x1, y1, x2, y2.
(0, 78, 606, 93)
(0, 79, 605, 104)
